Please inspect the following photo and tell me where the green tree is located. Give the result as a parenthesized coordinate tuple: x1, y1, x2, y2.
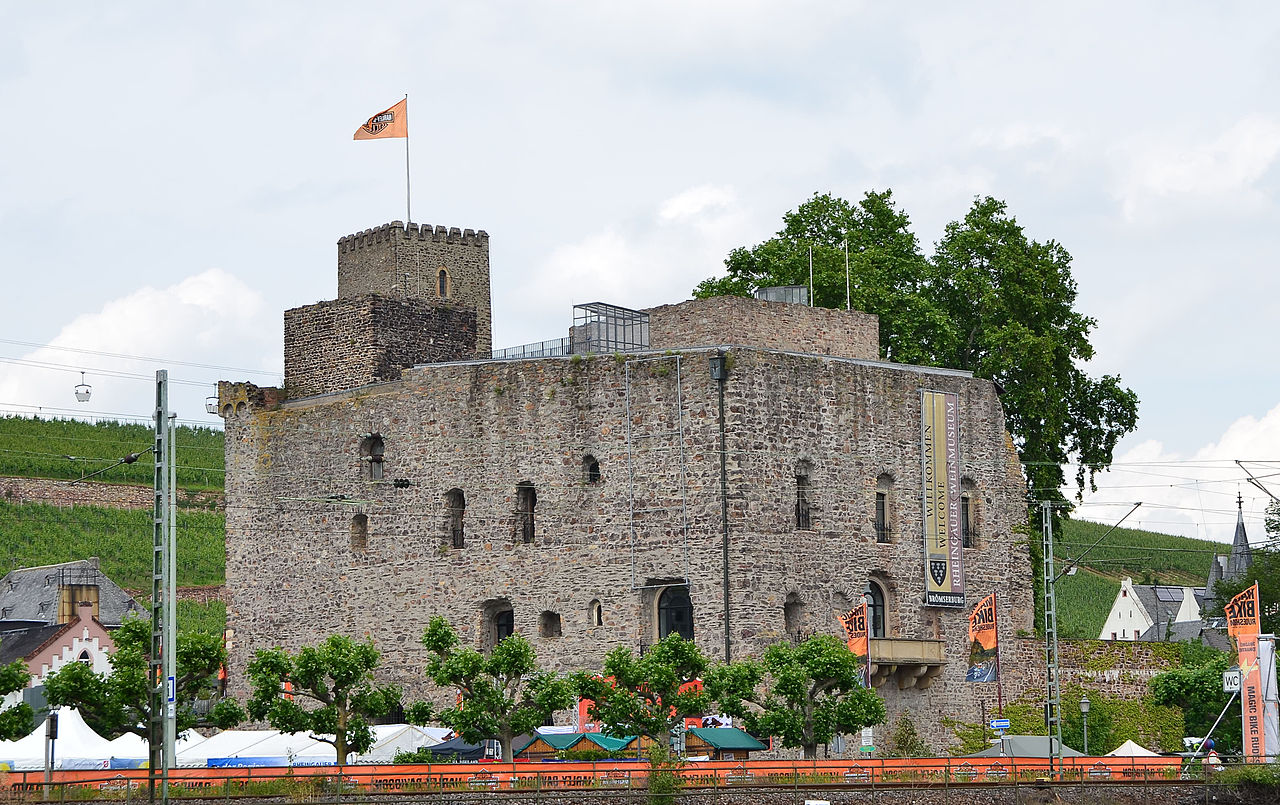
(574, 634, 710, 742)
(0, 660, 34, 740)
(412, 616, 573, 763)
(695, 192, 1139, 502)
(246, 635, 399, 765)
(696, 190, 951, 365)
(44, 616, 242, 740)
(884, 714, 931, 758)
(1150, 649, 1239, 754)
(704, 634, 886, 760)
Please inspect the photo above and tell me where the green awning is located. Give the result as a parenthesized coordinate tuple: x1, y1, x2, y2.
(516, 732, 585, 754)
(688, 727, 767, 751)
(581, 733, 636, 751)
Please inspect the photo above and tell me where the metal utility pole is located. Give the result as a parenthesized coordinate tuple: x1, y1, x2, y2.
(1041, 501, 1064, 777)
(149, 371, 176, 805)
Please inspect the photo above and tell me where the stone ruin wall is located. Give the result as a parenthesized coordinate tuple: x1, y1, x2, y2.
(283, 296, 476, 398)
(646, 296, 880, 360)
(221, 344, 1034, 751)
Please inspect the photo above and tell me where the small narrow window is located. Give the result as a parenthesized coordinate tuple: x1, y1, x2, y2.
(350, 514, 369, 550)
(438, 268, 450, 298)
(539, 611, 562, 638)
(589, 599, 603, 627)
(961, 496, 974, 548)
(445, 489, 465, 548)
(783, 592, 805, 637)
(495, 610, 514, 642)
(515, 482, 536, 543)
(795, 470, 812, 531)
(360, 434, 385, 481)
(583, 455, 602, 485)
(875, 493, 889, 543)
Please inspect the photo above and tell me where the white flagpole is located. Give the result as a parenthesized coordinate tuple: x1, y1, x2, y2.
(844, 238, 850, 310)
(808, 245, 813, 306)
(404, 94, 411, 227)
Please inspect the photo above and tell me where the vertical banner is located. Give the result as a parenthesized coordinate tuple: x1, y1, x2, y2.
(1260, 637, 1280, 761)
(1226, 583, 1267, 763)
(966, 593, 999, 683)
(921, 389, 964, 607)
(837, 603, 871, 687)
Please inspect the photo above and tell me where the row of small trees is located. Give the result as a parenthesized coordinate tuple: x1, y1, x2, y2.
(35, 615, 886, 765)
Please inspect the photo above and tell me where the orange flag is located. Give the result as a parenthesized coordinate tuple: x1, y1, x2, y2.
(354, 99, 408, 140)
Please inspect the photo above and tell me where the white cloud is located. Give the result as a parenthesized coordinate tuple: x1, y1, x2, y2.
(0, 270, 280, 426)
(658, 185, 736, 222)
(1076, 401, 1280, 545)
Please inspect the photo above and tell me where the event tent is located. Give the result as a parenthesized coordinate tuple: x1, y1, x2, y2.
(965, 735, 1084, 758)
(1106, 739, 1161, 757)
(0, 708, 119, 770)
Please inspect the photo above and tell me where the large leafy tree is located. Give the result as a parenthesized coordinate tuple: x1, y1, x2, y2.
(0, 660, 34, 740)
(246, 635, 399, 765)
(44, 616, 243, 739)
(704, 634, 885, 760)
(695, 191, 1138, 501)
(411, 616, 573, 763)
(1150, 648, 1239, 754)
(573, 634, 710, 742)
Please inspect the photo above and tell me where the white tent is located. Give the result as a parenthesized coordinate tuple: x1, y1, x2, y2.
(351, 724, 447, 764)
(105, 732, 148, 767)
(1106, 739, 1161, 757)
(176, 729, 278, 768)
(0, 708, 119, 770)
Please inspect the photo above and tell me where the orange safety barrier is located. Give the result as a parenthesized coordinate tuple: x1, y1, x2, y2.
(2, 754, 1184, 794)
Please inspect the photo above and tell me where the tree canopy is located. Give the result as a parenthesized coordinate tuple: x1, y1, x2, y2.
(695, 191, 1139, 502)
(412, 616, 573, 763)
(574, 634, 710, 742)
(246, 635, 399, 765)
(704, 634, 885, 760)
(44, 616, 242, 740)
(0, 660, 34, 740)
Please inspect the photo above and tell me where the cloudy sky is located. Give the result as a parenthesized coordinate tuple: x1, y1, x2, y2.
(2, 3, 1278, 543)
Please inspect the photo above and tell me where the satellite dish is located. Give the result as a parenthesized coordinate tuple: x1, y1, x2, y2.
(74, 372, 92, 403)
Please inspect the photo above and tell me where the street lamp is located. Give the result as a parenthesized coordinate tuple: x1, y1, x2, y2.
(1079, 694, 1091, 755)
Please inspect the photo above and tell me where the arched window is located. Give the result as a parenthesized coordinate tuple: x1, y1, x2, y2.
(783, 592, 805, 637)
(515, 482, 536, 543)
(482, 600, 515, 651)
(795, 462, 812, 531)
(350, 514, 369, 551)
(874, 474, 893, 544)
(77, 650, 92, 666)
(437, 268, 450, 298)
(445, 489, 465, 548)
(657, 586, 694, 641)
(539, 611, 562, 638)
(589, 599, 604, 627)
(583, 455, 602, 485)
(863, 581, 886, 638)
(360, 434, 385, 481)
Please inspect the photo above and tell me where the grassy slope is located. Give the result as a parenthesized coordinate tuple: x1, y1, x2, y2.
(0, 415, 224, 490)
(1052, 518, 1227, 639)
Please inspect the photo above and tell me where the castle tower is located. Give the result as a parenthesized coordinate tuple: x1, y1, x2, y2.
(337, 221, 492, 356)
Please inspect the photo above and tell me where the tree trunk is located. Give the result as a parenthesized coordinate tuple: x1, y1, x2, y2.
(336, 706, 348, 765)
(802, 743, 817, 760)
(501, 728, 515, 763)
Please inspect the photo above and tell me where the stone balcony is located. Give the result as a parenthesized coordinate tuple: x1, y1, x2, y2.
(869, 638, 946, 690)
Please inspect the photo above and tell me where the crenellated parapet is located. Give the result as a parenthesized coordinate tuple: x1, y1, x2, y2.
(338, 221, 489, 251)
(216, 381, 282, 419)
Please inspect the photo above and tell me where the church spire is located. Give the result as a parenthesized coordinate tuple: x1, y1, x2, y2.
(1226, 492, 1253, 580)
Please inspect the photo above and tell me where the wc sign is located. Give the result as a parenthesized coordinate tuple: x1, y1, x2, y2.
(1223, 666, 1242, 694)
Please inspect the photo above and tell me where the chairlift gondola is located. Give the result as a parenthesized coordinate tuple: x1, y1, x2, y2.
(74, 372, 92, 403)
(205, 386, 219, 414)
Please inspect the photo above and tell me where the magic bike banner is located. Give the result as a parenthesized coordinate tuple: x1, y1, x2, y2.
(837, 602, 870, 686)
(966, 593, 999, 683)
(1227, 583, 1267, 763)
(921, 389, 964, 607)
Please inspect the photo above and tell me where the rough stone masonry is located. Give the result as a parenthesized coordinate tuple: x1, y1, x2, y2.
(220, 220, 1041, 751)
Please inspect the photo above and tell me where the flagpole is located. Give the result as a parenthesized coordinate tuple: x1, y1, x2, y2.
(994, 592, 1005, 717)
(403, 93, 411, 227)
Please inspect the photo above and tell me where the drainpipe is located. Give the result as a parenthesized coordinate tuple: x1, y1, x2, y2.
(709, 352, 731, 662)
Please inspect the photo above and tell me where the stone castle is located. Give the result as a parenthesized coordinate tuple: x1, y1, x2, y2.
(219, 220, 1039, 750)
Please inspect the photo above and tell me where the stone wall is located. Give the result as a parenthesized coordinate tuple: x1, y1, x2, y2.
(0, 477, 222, 510)
(646, 296, 880, 360)
(283, 295, 476, 398)
(221, 342, 1034, 751)
(337, 222, 492, 356)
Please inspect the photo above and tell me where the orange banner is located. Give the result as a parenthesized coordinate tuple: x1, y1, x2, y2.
(1226, 583, 1266, 763)
(836, 603, 869, 686)
(354, 99, 408, 140)
(966, 593, 998, 683)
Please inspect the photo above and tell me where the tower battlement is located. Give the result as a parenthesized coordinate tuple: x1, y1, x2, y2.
(336, 221, 492, 357)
